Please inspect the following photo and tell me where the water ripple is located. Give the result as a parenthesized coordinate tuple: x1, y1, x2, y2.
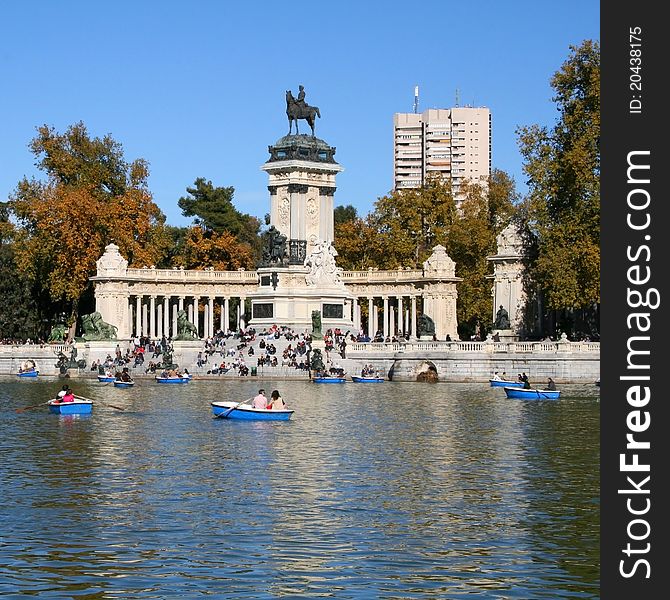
(0, 379, 599, 598)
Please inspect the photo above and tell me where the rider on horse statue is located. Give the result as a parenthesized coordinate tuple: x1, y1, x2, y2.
(286, 85, 320, 136)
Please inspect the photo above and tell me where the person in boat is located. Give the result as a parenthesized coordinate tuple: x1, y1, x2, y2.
(522, 373, 531, 389)
(252, 389, 267, 409)
(120, 367, 133, 382)
(54, 386, 75, 403)
(492, 371, 502, 381)
(267, 389, 286, 410)
(546, 377, 556, 391)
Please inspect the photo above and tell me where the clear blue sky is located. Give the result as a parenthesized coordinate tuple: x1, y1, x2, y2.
(1, 1, 599, 227)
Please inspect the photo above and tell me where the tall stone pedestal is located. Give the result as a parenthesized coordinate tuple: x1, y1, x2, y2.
(171, 340, 204, 370)
(492, 329, 518, 342)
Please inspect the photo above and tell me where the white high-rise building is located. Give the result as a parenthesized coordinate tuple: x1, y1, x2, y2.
(393, 106, 491, 199)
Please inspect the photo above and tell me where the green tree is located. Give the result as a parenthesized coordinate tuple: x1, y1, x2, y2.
(177, 177, 262, 260)
(368, 177, 458, 268)
(448, 172, 517, 338)
(9, 122, 167, 332)
(334, 204, 358, 225)
(0, 203, 43, 339)
(516, 40, 600, 338)
(334, 172, 518, 338)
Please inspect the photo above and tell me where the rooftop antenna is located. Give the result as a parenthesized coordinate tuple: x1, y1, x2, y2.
(455, 88, 460, 108)
(413, 85, 419, 114)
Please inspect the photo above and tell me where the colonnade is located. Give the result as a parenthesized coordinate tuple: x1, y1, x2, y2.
(128, 292, 423, 340)
(129, 294, 247, 339)
(353, 294, 420, 339)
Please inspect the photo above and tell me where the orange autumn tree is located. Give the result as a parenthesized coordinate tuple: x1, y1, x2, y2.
(9, 122, 168, 330)
(177, 226, 255, 270)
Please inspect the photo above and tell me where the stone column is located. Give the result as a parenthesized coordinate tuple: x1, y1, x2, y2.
(150, 296, 156, 339)
(224, 298, 230, 334)
(172, 303, 178, 338)
(239, 296, 246, 331)
(178, 296, 184, 313)
(397, 295, 404, 336)
(367, 297, 374, 339)
(135, 296, 142, 337)
(208, 297, 214, 338)
(203, 302, 208, 339)
(382, 297, 389, 339)
(390, 306, 395, 338)
(194, 297, 200, 336)
(411, 295, 417, 339)
(142, 302, 148, 337)
(156, 303, 163, 339)
(163, 297, 170, 339)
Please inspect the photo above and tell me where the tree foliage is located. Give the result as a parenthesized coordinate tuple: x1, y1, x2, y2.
(516, 40, 600, 321)
(334, 172, 518, 337)
(334, 204, 358, 226)
(9, 122, 167, 324)
(175, 226, 256, 270)
(177, 178, 262, 260)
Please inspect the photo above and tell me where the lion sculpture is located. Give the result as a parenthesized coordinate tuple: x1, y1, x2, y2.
(81, 311, 118, 340)
(311, 310, 323, 340)
(417, 313, 436, 338)
(174, 309, 198, 340)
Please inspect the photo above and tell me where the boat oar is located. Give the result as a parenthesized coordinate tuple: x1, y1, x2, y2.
(215, 397, 253, 419)
(15, 400, 53, 413)
(74, 394, 125, 411)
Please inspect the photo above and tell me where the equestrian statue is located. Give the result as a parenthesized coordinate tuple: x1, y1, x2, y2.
(286, 85, 321, 136)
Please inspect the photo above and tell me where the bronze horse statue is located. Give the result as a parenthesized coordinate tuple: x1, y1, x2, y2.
(286, 90, 320, 136)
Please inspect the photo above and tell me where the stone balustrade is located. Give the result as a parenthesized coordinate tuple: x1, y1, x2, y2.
(347, 340, 600, 354)
(125, 268, 258, 283)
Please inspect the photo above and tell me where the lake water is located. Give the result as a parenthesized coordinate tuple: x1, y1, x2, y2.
(0, 378, 599, 599)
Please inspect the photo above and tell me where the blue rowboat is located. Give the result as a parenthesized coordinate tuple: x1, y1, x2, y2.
(489, 379, 524, 388)
(97, 375, 115, 383)
(312, 376, 346, 383)
(48, 399, 93, 415)
(155, 376, 191, 384)
(211, 401, 293, 421)
(503, 387, 561, 400)
(17, 370, 39, 378)
(351, 376, 384, 383)
(113, 380, 135, 388)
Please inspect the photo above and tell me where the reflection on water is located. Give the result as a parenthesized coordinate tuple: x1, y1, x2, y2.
(0, 379, 599, 598)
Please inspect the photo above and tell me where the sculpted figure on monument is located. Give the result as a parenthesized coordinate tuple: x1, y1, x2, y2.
(262, 226, 288, 266)
(305, 240, 341, 286)
(310, 347, 325, 373)
(286, 85, 321, 136)
(48, 323, 68, 343)
(175, 310, 198, 340)
(494, 305, 511, 329)
(417, 314, 436, 337)
(81, 311, 118, 340)
(311, 310, 323, 340)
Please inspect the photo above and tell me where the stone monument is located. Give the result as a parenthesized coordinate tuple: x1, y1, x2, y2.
(249, 86, 355, 333)
(487, 224, 525, 341)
